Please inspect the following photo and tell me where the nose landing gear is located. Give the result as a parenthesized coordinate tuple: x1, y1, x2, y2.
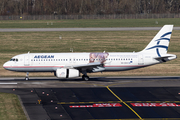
(25, 72, 29, 80)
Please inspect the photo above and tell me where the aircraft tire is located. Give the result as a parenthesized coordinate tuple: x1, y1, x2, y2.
(25, 77, 29, 81)
(82, 75, 89, 81)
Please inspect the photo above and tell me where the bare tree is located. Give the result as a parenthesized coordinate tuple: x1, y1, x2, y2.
(0, 0, 179, 15)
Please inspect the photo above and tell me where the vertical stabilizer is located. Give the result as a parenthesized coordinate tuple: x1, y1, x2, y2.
(140, 25, 173, 57)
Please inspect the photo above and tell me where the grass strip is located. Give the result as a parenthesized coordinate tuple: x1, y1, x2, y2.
(0, 93, 26, 120)
(0, 18, 180, 28)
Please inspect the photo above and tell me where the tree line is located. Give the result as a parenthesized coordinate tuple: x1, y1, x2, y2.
(0, 0, 179, 15)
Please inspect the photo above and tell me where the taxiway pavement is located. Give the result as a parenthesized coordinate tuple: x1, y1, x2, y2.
(1, 27, 180, 32)
(1, 77, 180, 120)
(0, 76, 180, 88)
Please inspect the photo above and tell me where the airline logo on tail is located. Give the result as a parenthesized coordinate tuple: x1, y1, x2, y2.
(141, 25, 173, 57)
(146, 32, 171, 57)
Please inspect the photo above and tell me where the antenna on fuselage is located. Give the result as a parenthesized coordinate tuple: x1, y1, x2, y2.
(70, 48, 73, 52)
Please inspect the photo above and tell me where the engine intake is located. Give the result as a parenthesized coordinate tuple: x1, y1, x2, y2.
(56, 68, 79, 78)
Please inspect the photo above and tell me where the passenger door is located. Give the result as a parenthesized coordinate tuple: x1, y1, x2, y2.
(24, 55, 30, 66)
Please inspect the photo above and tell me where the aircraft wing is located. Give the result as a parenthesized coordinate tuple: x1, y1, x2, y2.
(73, 62, 102, 69)
(72, 62, 104, 72)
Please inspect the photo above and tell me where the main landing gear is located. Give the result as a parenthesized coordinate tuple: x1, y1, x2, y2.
(82, 74, 89, 81)
(25, 72, 29, 80)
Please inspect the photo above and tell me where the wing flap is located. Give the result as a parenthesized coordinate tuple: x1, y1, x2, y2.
(73, 62, 102, 69)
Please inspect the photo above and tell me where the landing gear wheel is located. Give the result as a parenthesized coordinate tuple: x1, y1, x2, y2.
(25, 77, 29, 81)
(25, 72, 29, 81)
(82, 75, 89, 81)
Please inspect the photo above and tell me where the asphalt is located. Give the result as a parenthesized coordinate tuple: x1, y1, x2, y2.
(1, 27, 180, 32)
(1, 77, 180, 120)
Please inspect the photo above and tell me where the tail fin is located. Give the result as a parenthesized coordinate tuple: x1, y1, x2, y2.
(140, 25, 173, 57)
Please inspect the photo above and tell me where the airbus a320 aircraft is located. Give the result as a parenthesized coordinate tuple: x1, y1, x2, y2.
(3, 25, 176, 81)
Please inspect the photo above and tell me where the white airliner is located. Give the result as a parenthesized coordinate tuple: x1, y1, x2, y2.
(3, 25, 176, 81)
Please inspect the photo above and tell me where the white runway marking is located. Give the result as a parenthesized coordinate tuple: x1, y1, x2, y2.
(0, 83, 17, 85)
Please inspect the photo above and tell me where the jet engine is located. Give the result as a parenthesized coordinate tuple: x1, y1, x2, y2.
(56, 68, 80, 78)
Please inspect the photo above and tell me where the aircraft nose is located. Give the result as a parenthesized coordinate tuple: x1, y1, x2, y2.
(3, 62, 9, 69)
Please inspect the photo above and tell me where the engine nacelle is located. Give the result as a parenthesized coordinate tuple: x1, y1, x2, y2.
(56, 68, 79, 78)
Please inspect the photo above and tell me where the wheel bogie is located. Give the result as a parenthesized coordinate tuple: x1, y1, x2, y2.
(82, 75, 89, 81)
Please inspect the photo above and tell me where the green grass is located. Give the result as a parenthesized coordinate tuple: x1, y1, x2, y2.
(0, 93, 26, 120)
(1, 30, 179, 54)
(0, 18, 180, 28)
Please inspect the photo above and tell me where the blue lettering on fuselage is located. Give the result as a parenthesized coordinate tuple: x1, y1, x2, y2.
(34, 55, 54, 58)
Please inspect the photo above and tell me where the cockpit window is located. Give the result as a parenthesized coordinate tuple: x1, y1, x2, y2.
(10, 58, 15, 61)
(10, 58, 18, 62)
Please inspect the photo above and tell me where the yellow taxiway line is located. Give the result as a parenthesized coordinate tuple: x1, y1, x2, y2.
(106, 86, 143, 120)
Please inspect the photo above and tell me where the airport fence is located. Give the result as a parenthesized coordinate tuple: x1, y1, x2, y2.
(0, 13, 180, 20)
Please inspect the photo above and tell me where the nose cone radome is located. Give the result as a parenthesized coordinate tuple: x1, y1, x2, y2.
(3, 62, 10, 70)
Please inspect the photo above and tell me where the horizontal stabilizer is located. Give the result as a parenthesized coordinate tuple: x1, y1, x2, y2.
(154, 54, 177, 62)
